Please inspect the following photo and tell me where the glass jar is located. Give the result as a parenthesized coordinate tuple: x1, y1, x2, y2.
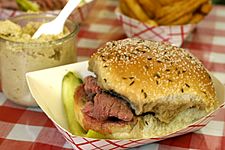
(0, 13, 79, 106)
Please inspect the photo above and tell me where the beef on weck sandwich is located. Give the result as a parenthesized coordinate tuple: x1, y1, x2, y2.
(74, 38, 218, 139)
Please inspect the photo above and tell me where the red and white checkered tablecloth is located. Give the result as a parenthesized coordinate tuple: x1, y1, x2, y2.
(1, 0, 225, 150)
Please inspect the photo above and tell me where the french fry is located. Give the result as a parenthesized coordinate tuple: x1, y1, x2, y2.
(137, 0, 154, 18)
(122, 0, 149, 22)
(200, 2, 213, 15)
(170, 13, 193, 25)
(119, 0, 137, 19)
(144, 19, 158, 26)
(158, 0, 182, 6)
(138, 0, 161, 18)
(119, 0, 211, 26)
(156, 0, 187, 19)
(157, 0, 208, 25)
(189, 13, 204, 24)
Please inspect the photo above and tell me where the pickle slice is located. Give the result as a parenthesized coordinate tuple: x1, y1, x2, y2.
(16, 0, 39, 12)
(86, 130, 105, 139)
(62, 71, 85, 136)
(62, 71, 105, 138)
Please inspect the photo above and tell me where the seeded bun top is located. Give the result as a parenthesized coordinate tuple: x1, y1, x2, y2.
(88, 38, 217, 123)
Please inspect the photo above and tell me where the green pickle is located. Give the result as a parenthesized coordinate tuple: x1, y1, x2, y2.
(86, 130, 105, 139)
(62, 72, 105, 139)
(62, 72, 85, 136)
(16, 0, 39, 12)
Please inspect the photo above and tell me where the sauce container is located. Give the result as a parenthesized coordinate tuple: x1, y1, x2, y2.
(0, 13, 79, 106)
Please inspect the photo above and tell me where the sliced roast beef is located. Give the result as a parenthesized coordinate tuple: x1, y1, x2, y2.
(83, 113, 136, 134)
(82, 76, 134, 122)
(82, 101, 94, 114)
(84, 76, 101, 96)
(83, 92, 133, 122)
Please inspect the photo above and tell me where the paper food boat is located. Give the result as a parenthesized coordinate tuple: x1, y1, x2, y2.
(0, 0, 95, 22)
(26, 61, 225, 150)
(115, 8, 198, 47)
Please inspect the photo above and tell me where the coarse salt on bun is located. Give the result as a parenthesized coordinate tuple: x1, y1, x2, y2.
(88, 38, 217, 123)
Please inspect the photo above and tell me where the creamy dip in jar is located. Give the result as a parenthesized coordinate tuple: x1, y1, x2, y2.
(0, 14, 79, 106)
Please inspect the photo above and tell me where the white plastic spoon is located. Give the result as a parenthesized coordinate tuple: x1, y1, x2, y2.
(32, 0, 81, 39)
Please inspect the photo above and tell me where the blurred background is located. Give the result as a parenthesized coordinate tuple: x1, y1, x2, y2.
(213, 0, 225, 5)
(0, 0, 224, 12)
(0, 0, 68, 11)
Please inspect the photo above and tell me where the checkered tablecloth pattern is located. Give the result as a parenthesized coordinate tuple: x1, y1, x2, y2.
(0, 0, 225, 150)
(115, 8, 197, 47)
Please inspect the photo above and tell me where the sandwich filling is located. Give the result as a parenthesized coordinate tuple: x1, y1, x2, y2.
(75, 76, 137, 134)
(83, 76, 134, 122)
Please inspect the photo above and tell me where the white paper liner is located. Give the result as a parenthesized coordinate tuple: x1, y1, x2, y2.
(26, 61, 225, 150)
(115, 8, 197, 47)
